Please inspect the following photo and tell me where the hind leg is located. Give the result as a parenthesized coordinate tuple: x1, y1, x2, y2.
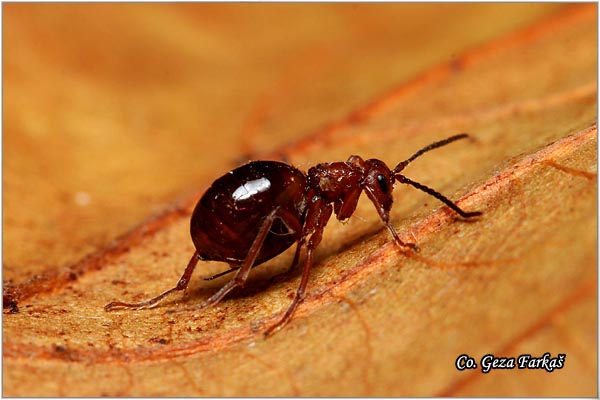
(105, 251, 200, 311)
(170, 208, 280, 314)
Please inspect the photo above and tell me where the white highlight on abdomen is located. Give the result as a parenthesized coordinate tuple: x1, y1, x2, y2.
(232, 177, 271, 201)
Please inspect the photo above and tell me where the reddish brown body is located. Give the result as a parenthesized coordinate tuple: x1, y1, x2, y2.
(105, 134, 481, 336)
(191, 161, 307, 266)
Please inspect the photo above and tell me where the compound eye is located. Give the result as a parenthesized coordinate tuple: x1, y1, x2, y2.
(376, 174, 389, 193)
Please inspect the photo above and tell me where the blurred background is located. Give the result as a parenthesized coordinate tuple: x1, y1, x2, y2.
(3, 3, 564, 285)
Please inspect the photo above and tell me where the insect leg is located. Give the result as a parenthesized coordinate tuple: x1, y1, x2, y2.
(268, 237, 305, 285)
(264, 201, 333, 337)
(203, 263, 240, 281)
(104, 251, 200, 311)
(363, 187, 418, 251)
(335, 186, 362, 221)
(172, 208, 279, 313)
(289, 237, 305, 272)
(206, 208, 304, 283)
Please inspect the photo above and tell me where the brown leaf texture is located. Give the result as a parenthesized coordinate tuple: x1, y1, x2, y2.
(3, 4, 597, 397)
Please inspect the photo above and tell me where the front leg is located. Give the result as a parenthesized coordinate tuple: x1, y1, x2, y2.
(363, 186, 419, 251)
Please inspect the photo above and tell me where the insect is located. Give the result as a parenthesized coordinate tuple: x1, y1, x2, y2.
(105, 134, 481, 336)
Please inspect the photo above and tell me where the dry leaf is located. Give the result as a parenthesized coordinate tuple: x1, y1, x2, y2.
(3, 4, 596, 396)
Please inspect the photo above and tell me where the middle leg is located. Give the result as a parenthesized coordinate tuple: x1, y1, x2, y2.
(264, 201, 333, 336)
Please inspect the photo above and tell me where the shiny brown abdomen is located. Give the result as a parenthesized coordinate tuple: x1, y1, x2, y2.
(190, 161, 307, 266)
